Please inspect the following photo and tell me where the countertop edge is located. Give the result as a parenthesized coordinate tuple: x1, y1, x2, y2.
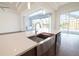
(16, 43, 38, 56)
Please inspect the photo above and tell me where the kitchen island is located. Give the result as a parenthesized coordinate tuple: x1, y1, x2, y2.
(0, 31, 60, 56)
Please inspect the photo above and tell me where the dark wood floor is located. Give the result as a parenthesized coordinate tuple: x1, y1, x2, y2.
(57, 33, 79, 56)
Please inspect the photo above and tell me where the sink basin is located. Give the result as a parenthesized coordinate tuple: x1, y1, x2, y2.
(36, 34, 50, 39)
(28, 32, 53, 43)
(37, 32, 53, 39)
(28, 36, 43, 43)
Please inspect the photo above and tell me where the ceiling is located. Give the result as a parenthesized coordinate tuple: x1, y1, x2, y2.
(0, 2, 22, 10)
(0, 2, 69, 13)
(48, 2, 69, 10)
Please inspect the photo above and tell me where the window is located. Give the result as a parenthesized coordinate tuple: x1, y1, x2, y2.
(60, 11, 79, 33)
(26, 9, 51, 33)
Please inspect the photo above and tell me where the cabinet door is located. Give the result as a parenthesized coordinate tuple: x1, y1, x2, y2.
(37, 40, 50, 56)
(46, 35, 55, 56)
(37, 36, 55, 56)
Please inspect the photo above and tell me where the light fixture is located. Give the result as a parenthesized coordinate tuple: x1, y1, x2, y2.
(27, 2, 31, 9)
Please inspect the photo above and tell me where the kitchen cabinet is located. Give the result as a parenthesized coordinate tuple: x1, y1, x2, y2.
(36, 35, 55, 56)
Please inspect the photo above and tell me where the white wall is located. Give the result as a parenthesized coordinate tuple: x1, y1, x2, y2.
(0, 9, 21, 33)
(58, 2, 79, 14)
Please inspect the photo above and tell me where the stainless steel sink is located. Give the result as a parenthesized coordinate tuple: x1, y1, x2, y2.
(36, 33, 51, 39)
(28, 36, 43, 43)
(28, 33, 53, 43)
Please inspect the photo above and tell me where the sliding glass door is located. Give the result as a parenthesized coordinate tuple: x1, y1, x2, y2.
(60, 11, 79, 34)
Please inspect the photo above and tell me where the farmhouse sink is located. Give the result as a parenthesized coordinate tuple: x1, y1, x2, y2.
(28, 32, 53, 43)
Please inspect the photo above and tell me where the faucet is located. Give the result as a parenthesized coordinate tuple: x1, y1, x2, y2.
(35, 22, 41, 35)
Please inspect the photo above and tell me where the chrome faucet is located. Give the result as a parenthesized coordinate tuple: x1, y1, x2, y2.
(35, 22, 41, 35)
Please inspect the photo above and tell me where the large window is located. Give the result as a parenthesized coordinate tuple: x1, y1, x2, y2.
(26, 9, 51, 33)
(60, 11, 79, 33)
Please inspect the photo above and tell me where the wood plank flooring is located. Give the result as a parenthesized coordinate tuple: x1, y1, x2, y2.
(57, 33, 79, 56)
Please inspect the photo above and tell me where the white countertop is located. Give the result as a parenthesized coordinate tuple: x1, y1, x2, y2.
(0, 31, 60, 56)
(0, 32, 37, 56)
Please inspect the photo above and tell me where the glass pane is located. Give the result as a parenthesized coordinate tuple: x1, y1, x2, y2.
(26, 9, 51, 33)
(60, 11, 79, 33)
